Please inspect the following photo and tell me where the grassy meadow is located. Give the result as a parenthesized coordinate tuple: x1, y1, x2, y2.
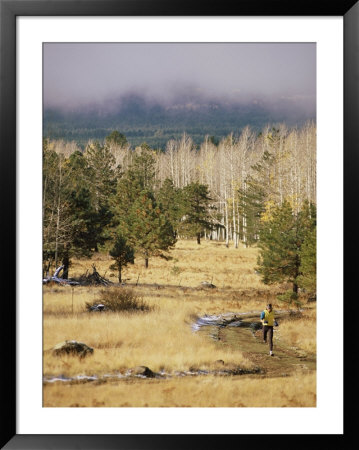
(43, 239, 316, 407)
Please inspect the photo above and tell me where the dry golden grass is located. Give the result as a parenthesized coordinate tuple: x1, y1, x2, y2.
(43, 371, 316, 407)
(43, 296, 253, 377)
(276, 306, 316, 354)
(67, 239, 270, 291)
(43, 239, 316, 407)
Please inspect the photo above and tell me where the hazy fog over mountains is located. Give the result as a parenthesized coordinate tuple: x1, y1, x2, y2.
(43, 43, 316, 148)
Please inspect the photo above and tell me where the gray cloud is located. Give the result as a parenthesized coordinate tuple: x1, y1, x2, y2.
(43, 42, 316, 113)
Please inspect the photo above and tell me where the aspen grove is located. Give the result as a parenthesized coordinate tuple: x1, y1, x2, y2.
(43, 122, 316, 300)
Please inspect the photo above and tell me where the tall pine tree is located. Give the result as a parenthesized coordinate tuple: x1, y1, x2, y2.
(180, 182, 214, 244)
(109, 232, 135, 283)
(238, 150, 276, 247)
(256, 200, 316, 299)
(157, 178, 183, 237)
(43, 143, 116, 278)
(121, 190, 176, 268)
(115, 150, 175, 268)
(297, 203, 317, 299)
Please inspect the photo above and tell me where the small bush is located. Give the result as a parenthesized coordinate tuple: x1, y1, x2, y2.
(170, 265, 182, 276)
(86, 288, 151, 313)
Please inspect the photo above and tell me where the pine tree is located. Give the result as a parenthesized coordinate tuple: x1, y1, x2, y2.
(256, 201, 314, 297)
(43, 144, 116, 278)
(115, 149, 157, 219)
(180, 182, 214, 244)
(238, 176, 266, 246)
(121, 190, 176, 268)
(105, 130, 128, 147)
(59, 150, 112, 277)
(83, 142, 117, 251)
(297, 203, 317, 298)
(109, 232, 135, 283)
(157, 178, 183, 237)
(238, 150, 277, 247)
(115, 150, 175, 267)
(84, 141, 117, 212)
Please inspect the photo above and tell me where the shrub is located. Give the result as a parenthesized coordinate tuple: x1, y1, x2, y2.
(85, 288, 151, 313)
(170, 265, 182, 276)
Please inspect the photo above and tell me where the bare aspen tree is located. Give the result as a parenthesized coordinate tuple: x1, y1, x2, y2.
(106, 141, 132, 174)
(52, 139, 80, 159)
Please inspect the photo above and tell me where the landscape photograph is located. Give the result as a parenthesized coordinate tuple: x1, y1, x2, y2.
(42, 42, 317, 408)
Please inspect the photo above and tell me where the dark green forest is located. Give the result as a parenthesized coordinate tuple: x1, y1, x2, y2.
(44, 95, 315, 149)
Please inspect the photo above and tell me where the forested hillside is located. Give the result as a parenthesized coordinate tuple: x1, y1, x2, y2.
(43, 95, 315, 149)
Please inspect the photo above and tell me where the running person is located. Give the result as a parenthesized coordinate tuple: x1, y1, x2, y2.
(260, 303, 278, 356)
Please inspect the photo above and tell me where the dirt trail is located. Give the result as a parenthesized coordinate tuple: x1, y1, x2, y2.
(44, 311, 315, 384)
(195, 312, 316, 378)
(220, 326, 315, 377)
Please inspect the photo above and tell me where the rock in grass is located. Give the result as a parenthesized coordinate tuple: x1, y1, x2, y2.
(89, 303, 106, 312)
(52, 340, 94, 358)
(215, 359, 225, 365)
(200, 281, 216, 289)
(132, 366, 155, 378)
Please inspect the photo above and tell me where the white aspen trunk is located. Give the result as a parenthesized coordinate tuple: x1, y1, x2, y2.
(170, 143, 177, 187)
(232, 188, 238, 248)
(236, 201, 240, 248)
(181, 148, 185, 188)
(242, 179, 247, 247)
(54, 159, 62, 269)
(242, 215, 247, 248)
(279, 135, 283, 204)
(224, 193, 229, 247)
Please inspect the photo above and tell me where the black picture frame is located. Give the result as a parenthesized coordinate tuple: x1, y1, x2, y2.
(1, 0, 356, 448)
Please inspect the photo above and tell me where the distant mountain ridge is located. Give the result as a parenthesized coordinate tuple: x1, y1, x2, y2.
(43, 93, 316, 149)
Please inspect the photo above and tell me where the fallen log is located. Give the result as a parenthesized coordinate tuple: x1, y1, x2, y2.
(42, 265, 80, 286)
(43, 265, 113, 286)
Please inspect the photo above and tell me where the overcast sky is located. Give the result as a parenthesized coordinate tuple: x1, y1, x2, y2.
(43, 43, 316, 110)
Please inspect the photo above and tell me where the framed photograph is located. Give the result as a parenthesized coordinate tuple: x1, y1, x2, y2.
(1, 0, 355, 447)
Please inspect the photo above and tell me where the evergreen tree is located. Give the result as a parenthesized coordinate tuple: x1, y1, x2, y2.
(115, 151, 175, 268)
(132, 149, 157, 191)
(157, 178, 183, 236)
(297, 203, 317, 298)
(105, 130, 128, 147)
(60, 150, 113, 277)
(238, 150, 277, 247)
(68, 149, 114, 250)
(180, 182, 214, 244)
(121, 190, 176, 268)
(139, 142, 151, 151)
(109, 232, 135, 283)
(256, 200, 316, 298)
(115, 149, 157, 218)
(43, 143, 116, 278)
(84, 141, 117, 212)
(238, 176, 266, 246)
(84, 142, 117, 248)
